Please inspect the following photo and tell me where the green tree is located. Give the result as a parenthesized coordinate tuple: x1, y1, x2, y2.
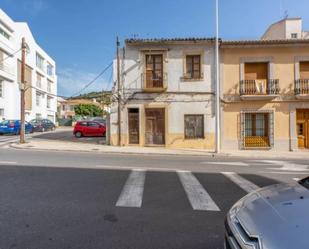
(74, 104, 103, 117)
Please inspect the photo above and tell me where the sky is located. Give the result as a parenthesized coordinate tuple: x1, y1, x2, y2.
(2, 0, 309, 97)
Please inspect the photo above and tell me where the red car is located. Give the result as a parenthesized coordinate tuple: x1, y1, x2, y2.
(73, 121, 106, 138)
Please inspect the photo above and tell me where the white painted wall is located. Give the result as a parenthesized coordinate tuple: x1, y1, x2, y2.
(111, 41, 216, 143)
(0, 9, 57, 123)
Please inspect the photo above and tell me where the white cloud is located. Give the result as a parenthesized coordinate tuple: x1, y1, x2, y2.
(57, 68, 112, 97)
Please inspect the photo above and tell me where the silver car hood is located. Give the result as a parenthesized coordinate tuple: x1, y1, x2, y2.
(235, 182, 309, 249)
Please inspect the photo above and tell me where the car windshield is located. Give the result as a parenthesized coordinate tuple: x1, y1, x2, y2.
(299, 177, 309, 190)
(1, 120, 10, 125)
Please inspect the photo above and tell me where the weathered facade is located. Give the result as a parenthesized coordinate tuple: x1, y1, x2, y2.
(110, 38, 217, 150)
(221, 40, 309, 151)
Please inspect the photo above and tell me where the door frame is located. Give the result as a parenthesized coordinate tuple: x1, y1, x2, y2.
(128, 108, 140, 145)
(144, 107, 166, 146)
(296, 109, 309, 149)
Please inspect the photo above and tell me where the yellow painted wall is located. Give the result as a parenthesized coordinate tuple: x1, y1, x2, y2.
(223, 47, 309, 95)
(222, 46, 309, 150)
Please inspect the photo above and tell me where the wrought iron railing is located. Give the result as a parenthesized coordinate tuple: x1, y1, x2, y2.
(142, 72, 167, 90)
(239, 79, 280, 95)
(294, 79, 309, 95)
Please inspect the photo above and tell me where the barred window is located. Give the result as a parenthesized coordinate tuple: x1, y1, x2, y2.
(243, 113, 270, 148)
(184, 115, 204, 139)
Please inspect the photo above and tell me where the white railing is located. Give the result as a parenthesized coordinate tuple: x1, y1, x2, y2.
(0, 63, 14, 75)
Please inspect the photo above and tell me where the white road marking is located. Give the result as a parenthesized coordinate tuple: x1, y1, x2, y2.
(116, 169, 146, 208)
(0, 161, 17, 164)
(95, 165, 176, 172)
(177, 170, 220, 211)
(256, 160, 309, 172)
(260, 171, 309, 175)
(293, 178, 300, 181)
(222, 172, 259, 193)
(201, 162, 249, 167)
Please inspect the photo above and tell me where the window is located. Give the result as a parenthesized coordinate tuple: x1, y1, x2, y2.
(79, 122, 87, 126)
(36, 73, 42, 88)
(244, 113, 270, 147)
(36, 113, 42, 120)
(145, 54, 163, 88)
(47, 97, 52, 109)
(47, 80, 52, 92)
(184, 115, 204, 139)
(47, 63, 53, 76)
(36, 53, 44, 70)
(0, 108, 4, 117)
(36, 92, 41, 106)
(185, 55, 201, 79)
(291, 33, 298, 39)
(69, 105, 74, 111)
(88, 122, 99, 127)
(0, 27, 10, 40)
(0, 81, 3, 97)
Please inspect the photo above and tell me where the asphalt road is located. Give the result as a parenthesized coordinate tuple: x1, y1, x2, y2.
(33, 128, 106, 144)
(0, 148, 308, 249)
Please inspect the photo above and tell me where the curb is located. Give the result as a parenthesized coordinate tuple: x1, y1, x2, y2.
(9, 143, 220, 157)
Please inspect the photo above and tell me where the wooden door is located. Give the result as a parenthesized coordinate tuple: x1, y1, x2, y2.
(145, 108, 165, 145)
(297, 109, 309, 149)
(128, 108, 139, 144)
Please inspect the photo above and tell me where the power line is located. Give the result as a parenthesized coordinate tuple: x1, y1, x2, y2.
(0, 48, 22, 63)
(70, 62, 113, 98)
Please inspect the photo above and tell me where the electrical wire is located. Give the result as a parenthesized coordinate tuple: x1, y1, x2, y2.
(0, 48, 22, 63)
(70, 62, 113, 98)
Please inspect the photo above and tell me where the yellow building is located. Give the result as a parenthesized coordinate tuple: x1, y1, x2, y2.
(221, 39, 309, 151)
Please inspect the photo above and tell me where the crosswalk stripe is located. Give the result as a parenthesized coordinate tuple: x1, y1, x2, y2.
(177, 170, 220, 211)
(222, 172, 259, 193)
(116, 169, 146, 208)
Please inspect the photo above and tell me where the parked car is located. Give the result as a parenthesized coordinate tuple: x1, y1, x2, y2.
(30, 119, 56, 132)
(73, 121, 106, 138)
(90, 117, 106, 125)
(0, 120, 33, 135)
(225, 176, 309, 249)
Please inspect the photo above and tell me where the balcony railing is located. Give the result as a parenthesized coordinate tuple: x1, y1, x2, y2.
(0, 62, 14, 75)
(142, 72, 167, 91)
(239, 79, 280, 96)
(295, 79, 309, 95)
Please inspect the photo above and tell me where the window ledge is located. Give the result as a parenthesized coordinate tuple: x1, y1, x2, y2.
(180, 77, 204, 82)
(184, 137, 205, 140)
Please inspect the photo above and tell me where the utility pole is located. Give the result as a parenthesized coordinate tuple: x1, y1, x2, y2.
(215, 0, 221, 153)
(20, 37, 27, 144)
(116, 36, 121, 146)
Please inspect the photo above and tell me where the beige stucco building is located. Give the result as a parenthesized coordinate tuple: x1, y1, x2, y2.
(221, 39, 309, 151)
(110, 38, 217, 150)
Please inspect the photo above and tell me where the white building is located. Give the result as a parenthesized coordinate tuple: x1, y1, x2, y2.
(0, 9, 57, 122)
(110, 38, 216, 150)
(262, 17, 309, 40)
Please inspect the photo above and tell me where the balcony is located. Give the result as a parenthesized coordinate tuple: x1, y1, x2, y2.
(141, 72, 167, 92)
(0, 62, 14, 81)
(295, 79, 309, 99)
(239, 79, 280, 100)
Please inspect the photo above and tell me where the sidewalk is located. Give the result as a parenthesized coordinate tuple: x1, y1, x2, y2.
(9, 138, 309, 159)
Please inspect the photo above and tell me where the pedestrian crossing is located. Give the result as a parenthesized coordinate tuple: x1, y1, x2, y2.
(116, 169, 146, 208)
(115, 170, 274, 211)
